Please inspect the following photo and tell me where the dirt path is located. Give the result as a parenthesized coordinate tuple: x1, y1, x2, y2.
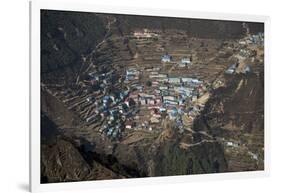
(76, 17, 117, 84)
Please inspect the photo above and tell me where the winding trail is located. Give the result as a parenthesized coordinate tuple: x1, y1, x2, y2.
(76, 17, 117, 84)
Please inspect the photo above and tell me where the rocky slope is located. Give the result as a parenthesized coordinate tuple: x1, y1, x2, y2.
(41, 10, 107, 84)
(193, 73, 264, 171)
(41, 113, 125, 183)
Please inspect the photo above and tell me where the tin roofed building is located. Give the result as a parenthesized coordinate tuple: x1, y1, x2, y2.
(242, 64, 252, 74)
(161, 54, 172, 62)
(181, 57, 191, 65)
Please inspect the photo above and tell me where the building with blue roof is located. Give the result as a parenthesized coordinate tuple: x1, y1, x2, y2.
(161, 54, 172, 62)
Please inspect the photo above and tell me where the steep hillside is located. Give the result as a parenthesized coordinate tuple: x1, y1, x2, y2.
(193, 73, 264, 171)
(41, 10, 107, 84)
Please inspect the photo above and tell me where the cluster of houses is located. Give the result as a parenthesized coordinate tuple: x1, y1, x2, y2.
(84, 83, 144, 140)
(226, 33, 262, 76)
(161, 53, 192, 68)
(239, 32, 264, 46)
(98, 94, 139, 140)
(81, 46, 254, 140)
(123, 63, 206, 132)
(82, 68, 137, 140)
(80, 53, 207, 140)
